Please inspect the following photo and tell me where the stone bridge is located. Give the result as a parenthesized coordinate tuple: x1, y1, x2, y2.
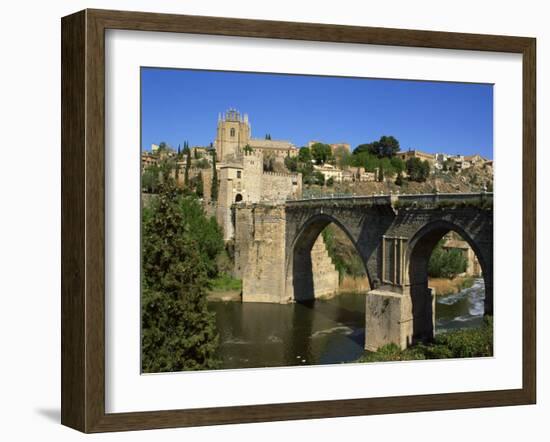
(233, 192, 493, 351)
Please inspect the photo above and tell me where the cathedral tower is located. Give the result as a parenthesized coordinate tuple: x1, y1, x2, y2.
(215, 109, 251, 162)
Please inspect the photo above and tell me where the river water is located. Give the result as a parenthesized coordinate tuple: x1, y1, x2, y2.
(208, 278, 486, 369)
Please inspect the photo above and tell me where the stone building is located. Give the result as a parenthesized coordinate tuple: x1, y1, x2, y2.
(313, 163, 343, 183)
(347, 166, 376, 182)
(212, 109, 303, 240)
(215, 108, 298, 162)
(396, 149, 436, 164)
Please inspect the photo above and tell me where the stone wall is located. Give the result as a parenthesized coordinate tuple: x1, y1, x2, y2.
(284, 196, 493, 350)
(310, 235, 340, 298)
(238, 205, 287, 303)
(260, 171, 302, 203)
(234, 204, 340, 303)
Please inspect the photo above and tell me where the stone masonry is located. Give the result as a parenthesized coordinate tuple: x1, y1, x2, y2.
(310, 235, 340, 299)
(234, 193, 493, 352)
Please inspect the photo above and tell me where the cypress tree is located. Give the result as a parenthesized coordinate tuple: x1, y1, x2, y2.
(184, 146, 191, 187)
(211, 151, 218, 201)
(141, 176, 219, 372)
(196, 171, 204, 198)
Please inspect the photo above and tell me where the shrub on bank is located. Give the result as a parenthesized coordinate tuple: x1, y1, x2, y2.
(209, 273, 242, 292)
(356, 316, 493, 363)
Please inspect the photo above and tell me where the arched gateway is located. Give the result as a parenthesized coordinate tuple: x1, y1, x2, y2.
(233, 193, 493, 351)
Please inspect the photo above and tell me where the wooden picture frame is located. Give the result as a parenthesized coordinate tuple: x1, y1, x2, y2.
(61, 8, 536, 433)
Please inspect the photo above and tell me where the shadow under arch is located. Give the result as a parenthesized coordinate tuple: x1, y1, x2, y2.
(405, 219, 492, 344)
(287, 213, 371, 302)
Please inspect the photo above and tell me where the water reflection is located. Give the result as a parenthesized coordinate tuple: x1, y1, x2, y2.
(208, 278, 486, 369)
(208, 294, 366, 369)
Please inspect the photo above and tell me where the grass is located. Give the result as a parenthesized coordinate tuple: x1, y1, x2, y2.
(357, 316, 493, 363)
(459, 276, 475, 290)
(429, 275, 475, 296)
(209, 273, 242, 292)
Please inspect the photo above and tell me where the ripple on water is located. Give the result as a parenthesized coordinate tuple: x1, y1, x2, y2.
(310, 326, 354, 339)
(435, 278, 487, 335)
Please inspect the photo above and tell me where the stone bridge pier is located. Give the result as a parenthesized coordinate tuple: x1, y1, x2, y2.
(234, 193, 493, 352)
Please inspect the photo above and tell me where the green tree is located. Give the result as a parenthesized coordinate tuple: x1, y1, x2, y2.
(354, 136, 400, 158)
(196, 171, 204, 198)
(353, 143, 374, 156)
(406, 157, 430, 182)
(351, 150, 379, 172)
(141, 177, 220, 372)
(211, 151, 218, 201)
(379, 157, 395, 179)
(284, 156, 298, 172)
(334, 146, 352, 169)
(243, 144, 254, 155)
(310, 143, 332, 165)
(298, 146, 312, 163)
(376, 135, 400, 158)
(428, 239, 468, 279)
(184, 146, 191, 187)
(326, 177, 334, 186)
(142, 164, 160, 193)
(298, 161, 314, 183)
(390, 157, 405, 174)
(313, 170, 325, 186)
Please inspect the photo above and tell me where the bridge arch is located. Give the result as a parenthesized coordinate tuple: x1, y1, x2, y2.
(404, 219, 493, 344)
(286, 212, 370, 302)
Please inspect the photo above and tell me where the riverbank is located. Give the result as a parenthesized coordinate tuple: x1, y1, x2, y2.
(356, 316, 493, 362)
(429, 275, 475, 296)
(339, 275, 370, 293)
(207, 273, 242, 302)
(207, 290, 241, 302)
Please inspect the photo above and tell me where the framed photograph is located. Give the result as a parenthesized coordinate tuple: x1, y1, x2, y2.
(61, 9, 536, 433)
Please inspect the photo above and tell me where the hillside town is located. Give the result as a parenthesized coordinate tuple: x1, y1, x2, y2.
(141, 108, 490, 285)
(142, 108, 494, 237)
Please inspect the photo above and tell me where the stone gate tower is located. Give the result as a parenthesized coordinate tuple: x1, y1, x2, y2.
(215, 108, 251, 161)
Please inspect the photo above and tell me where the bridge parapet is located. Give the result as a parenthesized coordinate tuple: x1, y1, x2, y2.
(286, 192, 493, 210)
(395, 192, 493, 209)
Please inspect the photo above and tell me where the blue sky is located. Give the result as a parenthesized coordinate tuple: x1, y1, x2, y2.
(141, 68, 493, 159)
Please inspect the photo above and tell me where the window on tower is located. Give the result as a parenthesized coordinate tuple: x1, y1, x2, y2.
(230, 128, 235, 137)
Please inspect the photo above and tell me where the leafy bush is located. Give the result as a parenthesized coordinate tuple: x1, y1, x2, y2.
(434, 316, 493, 358)
(428, 240, 467, 279)
(406, 157, 430, 182)
(356, 316, 493, 363)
